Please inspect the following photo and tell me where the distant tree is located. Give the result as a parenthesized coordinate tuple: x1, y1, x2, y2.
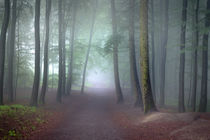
(150, 0, 156, 101)
(39, 0, 51, 105)
(140, 0, 156, 113)
(6, 0, 17, 102)
(57, 0, 64, 102)
(0, 0, 10, 105)
(190, 0, 199, 112)
(159, 0, 169, 106)
(66, 0, 77, 95)
(30, 0, 41, 106)
(179, 0, 188, 113)
(81, 0, 97, 94)
(199, 0, 210, 112)
(110, 0, 124, 103)
(128, 0, 142, 107)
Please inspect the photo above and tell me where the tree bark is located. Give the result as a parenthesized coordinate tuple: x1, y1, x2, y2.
(81, 0, 97, 94)
(140, 0, 156, 113)
(110, 0, 124, 104)
(39, 0, 51, 105)
(30, 0, 41, 106)
(179, 0, 188, 113)
(57, 0, 63, 103)
(66, 1, 77, 95)
(129, 0, 142, 107)
(0, 0, 10, 105)
(190, 0, 199, 112)
(198, 0, 210, 112)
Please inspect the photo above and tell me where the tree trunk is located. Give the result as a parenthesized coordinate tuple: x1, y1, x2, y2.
(179, 0, 188, 113)
(39, 0, 51, 105)
(30, 0, 41, 106)
(66, 1, 77, 95)
(159, 0, 169, 106)
(0, 0, 10, 105)
(129, 0, 142, 107)
(81, 0, 97, 94)
(57, 0, 63, 103)
(198, 0, 210, 112)
(140, 0, 156, 113)
(6, 0, 17, 102)
(190, 0, 199, 112)
(150, 0, 156, 102)
(110, 0, 124, 104)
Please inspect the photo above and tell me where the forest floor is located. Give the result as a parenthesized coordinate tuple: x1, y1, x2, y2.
(1, 88, 210, 140)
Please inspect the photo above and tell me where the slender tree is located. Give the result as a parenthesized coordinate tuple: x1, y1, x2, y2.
(66, 1, 77, 95)
(140, 0, 156, 113)
(199, 0, 210, 112)
(30, 0, 41, 106)
(190, 0, 199, 112)
(159, 0, 169, 106)
(150, 0, 156, 102)
(81, 0, 98, 94)
(6, 0, 17, 102)
(110, 0, 124, 103)
(179, 0, 188, 112)
(129, 0, 142, 107)
(39, 0, 52, 105)
(0, 0, 10, 105)
(57, 0, 63, 102)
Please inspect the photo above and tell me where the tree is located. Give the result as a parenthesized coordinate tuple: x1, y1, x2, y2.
(128, 0, 142, 107)
(198, 0, 210, 112)
(30, 0, 41, 106)
(110, 0, 124, 103)
(190, 0, 199, 112)
(81, 0, 98, 94)
(150, 0, 156, 102)
(66, 0, 77, 95)
(39, 0, 52, 105)
(6, 0, 17, 102)
(179, 0, 188, 113)
(159, 0, 169, 106)
(57, 0, 64, 102)
(140, 0, 156, 113)
(0, 0, 10, 105)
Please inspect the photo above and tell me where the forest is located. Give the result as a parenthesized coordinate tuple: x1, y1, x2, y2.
(0, 0, 210, 139)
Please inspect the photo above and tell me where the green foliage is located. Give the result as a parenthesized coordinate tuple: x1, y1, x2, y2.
(104, 34, 123, 55)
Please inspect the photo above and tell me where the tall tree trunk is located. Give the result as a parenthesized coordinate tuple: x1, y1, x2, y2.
(39, 0, 51, 105)
(81, 0, 97, 94)
(179, 0, 188, 113)
(199, 0, 210, 112)
(66, 1, 77, 95)
(110, 0, 124, 104)
(159, 0, 169, 106)
(191, 0, 199, 112)
(57, 0, 63, 103)
(0, 0, 10, 105)
(150, 0, 156, 102)
(6, 0, 17, 102)
(140, 0, 156, 113)
(129, 0, 142, 107)
(30, 0, 41, 106)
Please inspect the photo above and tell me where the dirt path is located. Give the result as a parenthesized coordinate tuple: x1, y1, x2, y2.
(32, 89, 123, 140)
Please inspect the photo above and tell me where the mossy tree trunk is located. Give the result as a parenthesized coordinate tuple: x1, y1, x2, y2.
(140, 0, 156, 113)
(111, 0, 124, 104)
(199, 0, 210, 112)
(178, 0, 188, 113)
(0, 0, 10, 105)
(129, 0, 142, 107)
(39, 0, 51, 105)
(30, 0, 41, 106)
